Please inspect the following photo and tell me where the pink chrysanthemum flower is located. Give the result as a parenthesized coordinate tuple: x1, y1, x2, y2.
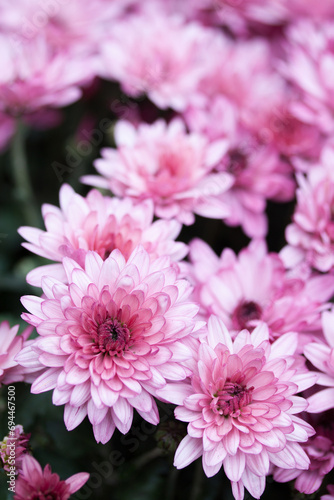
(282, 146, 334, 272)
(282, 20, 334, 134)
(0, 425, 30, 474)
(159, 317, 315, 500)
(217, 137, 295, 238)
(19, 184, 188, 287)
(303, 309, 334, 413)
(274, 411, 334, 494)
(99, 12, 220, 111)
(82, 118, 232, 226)
(17, 246, 200, 443)
(186, 239, 334, 342)
(14, 455, 89, 500)
(0, 33, 96, 116)
(0, 321, 37, 386)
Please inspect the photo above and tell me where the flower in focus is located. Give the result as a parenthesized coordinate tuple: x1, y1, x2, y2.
(14, 454, 89, 500)
(159, 316, 316, 500)
(17, 246, 200, 443)
(186, 238, 334, 343)
(282, 147, 334, 272)
(82, 118, 232, 225)
(19, 184, 188, 287)
(0, 425, 30, 474)
(274, 411, 334, 494)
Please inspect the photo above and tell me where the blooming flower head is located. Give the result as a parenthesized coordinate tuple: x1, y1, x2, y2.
(303, 309, 334, 413)
(99, 12, 220, 111)
(14, 454, 89, 500)
(0, 425, 30, 474)
(159, 317, 316, 500)
(19, 185, 188, 287)
(17, 246, 200, 443)
(0, 321, 37, 386)
(186, 238, 334, 342)
(82, 118, 232, 225)
(0, 32, 96, 116)
(274, 411, 334, 494)
(283, 20, 334, 134)
(282, 147, 334, 272)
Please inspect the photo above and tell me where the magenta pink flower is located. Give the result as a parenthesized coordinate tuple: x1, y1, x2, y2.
(303, 309, 334, 413)
(99, 12, 220, 111)
(17, 246, 200, 443)
(159, 317, 315, 500)
(14, 454, 89, 500)
(0, 425, 30, 474)
(282, 147, 334, 272)
(19, 185, 187, 287)
(82, 118, 232, 225)
(274, 411, 334, 494)
(0, 321, 37, 386)
(186, 239, 334, 342)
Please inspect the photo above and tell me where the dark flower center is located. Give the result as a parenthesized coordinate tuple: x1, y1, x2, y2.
(232, 300, 263, 331)
(211, 381, 253, 416)
(227, 149, 248, 176)
(96, 318, 130, 355)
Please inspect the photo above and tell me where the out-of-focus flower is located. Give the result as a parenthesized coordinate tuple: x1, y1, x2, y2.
(281, 146, 334, 272)
(17, 246, 201, 443)
(19, 185, 188, 287)
(322, 484, 334, 500)
(0, 33, 96, 116)
(283, 20, 334, 134)
(14, 454, 89, 500)
(159, 317, 315, 500)
(186, 238, 334, 343)
(99, 12, 220, 111)
(82, 118, 232, 226)
(0, 425, 30, 474)
(303, 309, 334, 413)
(0, 321, 37, 386)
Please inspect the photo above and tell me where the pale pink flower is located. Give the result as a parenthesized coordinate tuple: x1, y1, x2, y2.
(99, 12, 221, 111)
(19, 185, 188, 287)
(0, 321, 37, 386)
(282, 146, 334, 272)
(186, 239, 334, 342)
(274, 411, 334, 494)
(82, 118, 232, 225)
(159, 317, 315, 500)
(282, 20, 334, 134)
(0, 425, 30, 474)
(17, 246, 200, 443)
(14, 455, 89, 500)
(303, 309, 334, 413)
(0, 33, 96, 115)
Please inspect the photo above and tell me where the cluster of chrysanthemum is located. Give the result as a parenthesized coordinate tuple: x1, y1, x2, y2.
(1, 0, 334, 499)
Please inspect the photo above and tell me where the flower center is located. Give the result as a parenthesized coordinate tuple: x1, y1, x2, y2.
(96, 318, 130, 355)
(232, 300, 263, 331)
(211, 381, 253, 417)
(227, 149, 247, 176)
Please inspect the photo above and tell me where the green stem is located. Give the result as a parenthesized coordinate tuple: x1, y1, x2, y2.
(10, 121, 41, 227)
